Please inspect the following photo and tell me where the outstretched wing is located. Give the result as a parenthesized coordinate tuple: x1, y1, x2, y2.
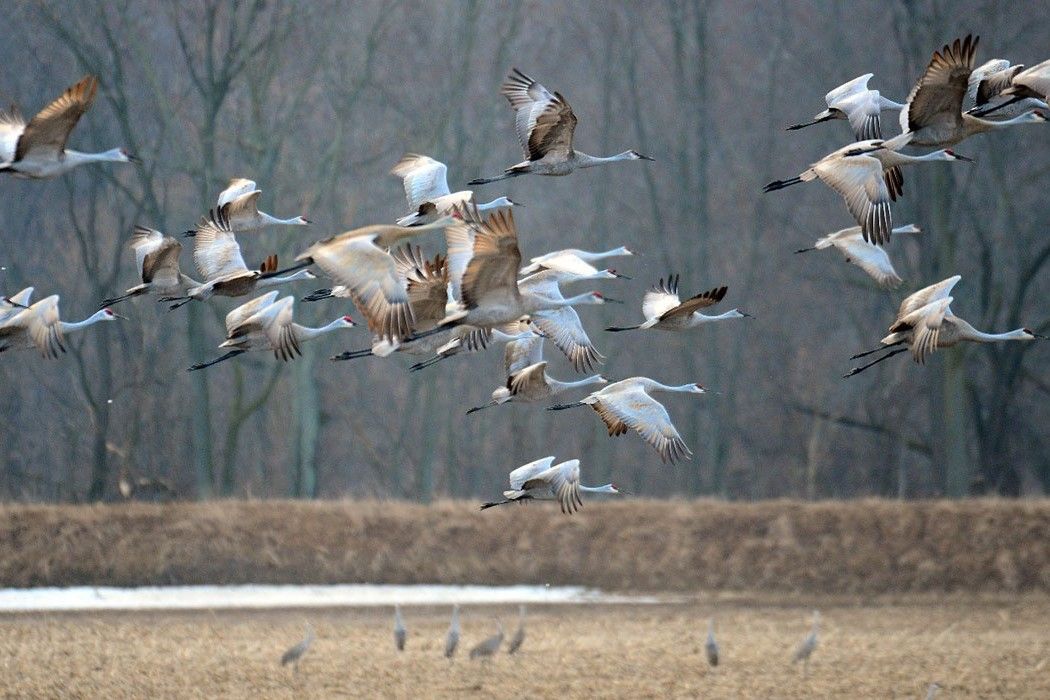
(16, 75, 98, 161)
(500, 68, 578, 161)
(531, 306, 603, 372)
(659, 285, 727, 321)
(391, 154, 452, 207)
(642, 275, 681, 321)
(592, 388, 692, 464)
(901, 35, 977, 135)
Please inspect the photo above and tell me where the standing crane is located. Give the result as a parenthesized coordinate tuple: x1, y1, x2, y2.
(0, 75, 137, 178)
(787, 73, 905, 140)
(469, 620, 504, 660)
(187, 293, 355, 371)
(101, 226, 200, 307)
(507, 605, 526, 655)
(391, 153, 516, 226)
(705, 618, 720, 667)
(792, 611, 820, 674)
(445, 605, 461, 661)
(606, 275, 749, 332)
(845, 275, 1043, 377)
(794, 224, 921, 290)
(280, 623, 315, 673)
(548, 377, 704, 464)
(469, 68, 652, 185)
(393, 605, 407, 652)
(0, 296, 124, 358)
(480, 456, 623, 514)
(900, 35, 1046, 147)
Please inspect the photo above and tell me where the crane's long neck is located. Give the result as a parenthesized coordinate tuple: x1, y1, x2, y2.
(59, 310, 109, 332)
(958, 323, 1032, 343)
(693, 310, 745, 322)
(296, 319, 350, 341)
(579, 483, 617, 494)
(643, 380, 697, 394)
(261, 212, 307, 226)
(575, 151, 636, 168)
(259, 270, 314, 286)
(968, 111, 1044, 132)
(560, 292, 598, 306)
(591, 248, 627, 260)
(549, 375, 605, 393)
(64, 148, 127, 164)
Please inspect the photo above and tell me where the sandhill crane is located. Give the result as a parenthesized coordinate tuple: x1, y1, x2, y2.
(425, 207, 614, 340)
(0, 296, 124, 358)
(162, 206, 315, 309)
(183, 178, 309, 233)
(794, 224, 921, 290)
(0, 287, 34, 324)
(466, 348, 608, 414)
(519, 246, 635, 276)
(391, 153, 516, 226)
(971, 58, 1050, 117)
(705, 618, 719, 667)
(845, 275, 1043, 377)
(548, 377, 703, 464)
(787, 73, 905, 140)
(963, 59, 1049, 118)
(507, 605, 526, 654)
(393, 605, 407, 652)
(101, 226, 200, 307)
(187, 293, 355, 371)
(480, 457, 622, 513)
(0, 75, 137, 178)
(468, 68, 652, 185)
(280, 623, 315, 673)
(763, 135, 971, 245)
(445, 605, 460, 660)
(925, 682, 942, 699)
(518, 269, 614, 371)
(286, 218, 453, 342)
(792, 611, 820, 673)
(900, 35, 1047, 147)
(606, 275, 749, 332)
(405, 318, 536, 372)
(469, 621, 504, 660)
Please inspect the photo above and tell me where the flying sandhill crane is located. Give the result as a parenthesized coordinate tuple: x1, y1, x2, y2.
(763, 134, 971, 245)
(188, 292, 355, 371)
(606, 275, 749, 332)
(280, 623, 315, 673)
(163, 206, 316, 309)
(792, 611, 820, 673)
(705, 618, 719, 667)
(468, 68, 652, 185)
(506, 605, 526, 654)
(845, 275, 1043, 377)
(391, 153, 516, 226)
(0, 287, 34, 324)
(972, 58, 1050, 116)
(964, 59, 1050, 118)
(445, 605, 460, 660)
(101, 226, 200, 307)
(393, 605, 407, 652)
(519, 246, 635, 276)
(0, 296, 124, 358)
(287, 218, 453, 342)
(549, 377, 704, 464)
(469, 621, 504, 660)
(405, 318, 536, 372)
(0, 75, 137, 178)
(426, 207, 614, 338)
(517, 269, 614, 371)
(794, 224, 921, 290)
(183, 178, 310, 233)
(787, 73, 905, 140)
(900, 35, 1047, 147)
(466, 339, 607, 414)
(481, 456, 623, 513)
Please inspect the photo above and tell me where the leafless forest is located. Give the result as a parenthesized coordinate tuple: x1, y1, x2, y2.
(0, 0, 1046, 503)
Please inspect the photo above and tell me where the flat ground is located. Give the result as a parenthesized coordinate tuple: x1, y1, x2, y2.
(1, 595, 1048, 699)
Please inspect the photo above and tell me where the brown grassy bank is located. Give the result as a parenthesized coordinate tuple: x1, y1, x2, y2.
(0, 499, 1048, 592)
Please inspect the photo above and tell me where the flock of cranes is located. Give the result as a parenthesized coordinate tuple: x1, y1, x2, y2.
(1, 35, 1047, 505)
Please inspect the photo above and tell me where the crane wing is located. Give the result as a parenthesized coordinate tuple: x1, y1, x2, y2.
(225, 291, 280, 334)
(967, 59, 1012, 106)
(531, 306, 603, 372)
(29, 296, 65, 359)
(898, 297, 953, 365)
(642, 275, 682, 321)
(825, 74, 873, 105)
(901, 35, 977, 135)
(193, 207, 248, 279)
(896, 275, 961, 320)
(500, 68, 577, 160)
(591, 388, 692, 464)
(137, 232, 183, 287)
(391, 154, 451, 207)
(0, 107, 26, 163)
(223, 190, 262, 222)
(522, 460, 582, 514)
(507, 456, 558, 490)
(1012, 59, 1050, 99)
(814, 153, 892, 245)
(258, 297, 301, 361)
(460, 209, 522, 312)
(507, 361, 549, 398)
(504, 333, 544, 376)
(834, 238, 902, 290)
(392, 245, 448, 330)
(217, 178, 258, 207)
(659, 285, 728, 321)
(15, 75, 98, 162)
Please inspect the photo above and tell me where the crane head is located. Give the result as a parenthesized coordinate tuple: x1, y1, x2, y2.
(339, 315, 356, 327)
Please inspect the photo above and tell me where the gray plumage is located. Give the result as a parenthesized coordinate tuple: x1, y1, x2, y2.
(393, 605, 406, 652)
(280, 624, 314, 670)
(925, 682, 942, 700)
(469, 620, 504, 660)
(705, 618, 719, 667)
(507, 605, 526, 654)
(444, 604, 460, 659)
(792, 611, 820, 666)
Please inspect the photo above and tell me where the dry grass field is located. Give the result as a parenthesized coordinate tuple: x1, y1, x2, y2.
(1, 596, 1048, 698)
(1, 499, 1049, 592)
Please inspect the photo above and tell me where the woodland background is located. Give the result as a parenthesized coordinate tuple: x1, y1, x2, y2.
(0, 0, 1046, 502)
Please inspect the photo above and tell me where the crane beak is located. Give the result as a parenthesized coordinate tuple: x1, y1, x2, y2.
(600, 296, 624, 304)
